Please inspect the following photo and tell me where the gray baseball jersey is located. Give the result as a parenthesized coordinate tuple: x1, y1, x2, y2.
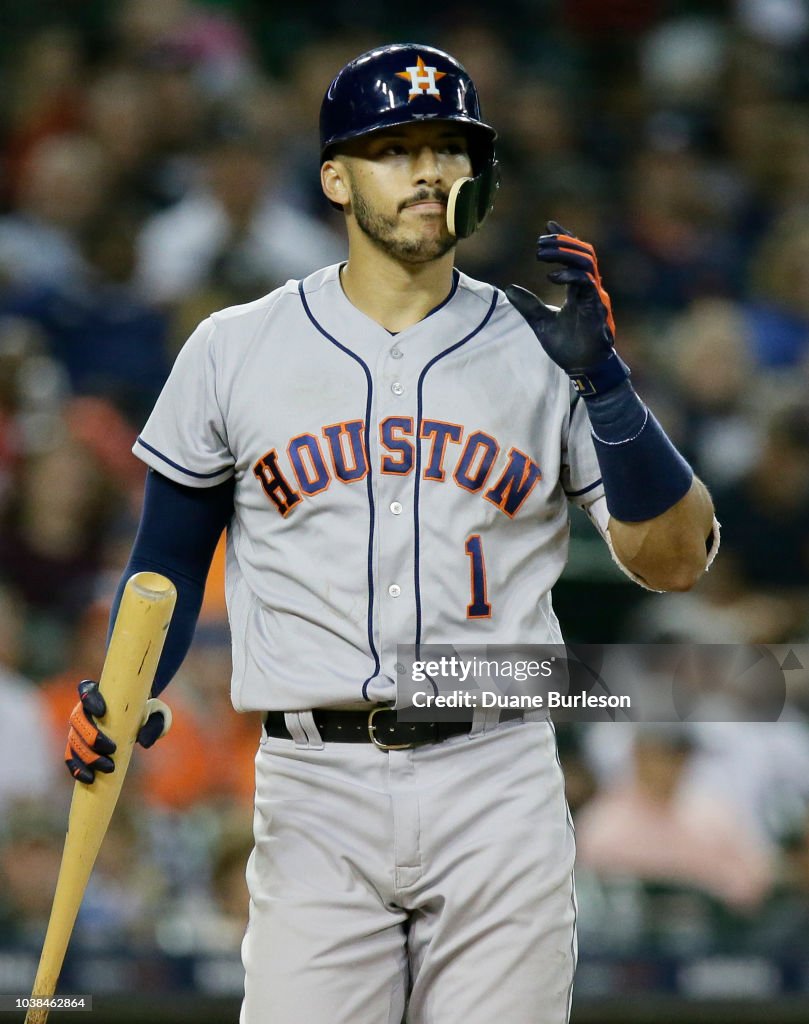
(134, 263, 608, 711)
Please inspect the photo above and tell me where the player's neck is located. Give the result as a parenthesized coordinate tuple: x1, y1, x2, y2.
(340, 247, 456, 333)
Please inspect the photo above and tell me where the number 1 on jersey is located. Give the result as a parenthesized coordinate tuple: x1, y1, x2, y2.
(465, 534, 492, 618)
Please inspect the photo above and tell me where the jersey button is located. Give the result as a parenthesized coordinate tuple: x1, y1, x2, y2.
(388, 584, 401, 598)
(391, 381, 404, 396)
(390, 501, 402, 515)
(391, 347, 403, 359)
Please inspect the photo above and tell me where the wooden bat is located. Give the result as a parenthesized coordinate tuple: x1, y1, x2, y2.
(24, 572, 177, 1024)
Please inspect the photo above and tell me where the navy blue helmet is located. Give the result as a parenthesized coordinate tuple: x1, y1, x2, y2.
(319, 44, 499, 236)
(320, 43, 496, 170)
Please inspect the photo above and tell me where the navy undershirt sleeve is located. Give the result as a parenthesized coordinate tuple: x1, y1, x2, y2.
(109, 469, 235, 694)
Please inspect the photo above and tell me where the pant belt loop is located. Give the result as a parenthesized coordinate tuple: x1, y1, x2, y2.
(469, 705, 500, 737)
(284, 711, 325, 749)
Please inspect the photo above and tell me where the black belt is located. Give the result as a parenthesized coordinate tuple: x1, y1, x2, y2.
(264, 706, 525, 750)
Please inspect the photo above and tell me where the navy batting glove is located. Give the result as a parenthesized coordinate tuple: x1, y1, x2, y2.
(505, 221, 630, 397)
(64, 679, 172, 784)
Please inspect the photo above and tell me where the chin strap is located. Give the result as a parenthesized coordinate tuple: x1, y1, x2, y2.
(446, 162, 501, 239)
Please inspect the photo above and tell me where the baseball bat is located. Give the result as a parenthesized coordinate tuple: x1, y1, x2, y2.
(24, 572, 177, 1024)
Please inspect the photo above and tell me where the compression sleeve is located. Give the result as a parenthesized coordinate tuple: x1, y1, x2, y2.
(109, 469, 235, 694)
(582, 381, 694, 523)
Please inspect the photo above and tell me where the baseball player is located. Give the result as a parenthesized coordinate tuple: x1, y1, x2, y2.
(64, 44, 718, 1023)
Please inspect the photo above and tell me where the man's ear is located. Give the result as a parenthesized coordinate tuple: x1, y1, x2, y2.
(321, 159, 350, 209)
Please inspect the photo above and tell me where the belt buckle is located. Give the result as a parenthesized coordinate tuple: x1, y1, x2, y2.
(368, 707, 415, 750)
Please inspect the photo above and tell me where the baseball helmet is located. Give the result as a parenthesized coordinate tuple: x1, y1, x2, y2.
(320, 43, 500, 237)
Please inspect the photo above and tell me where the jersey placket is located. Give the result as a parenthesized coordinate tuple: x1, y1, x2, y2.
(368, 334, 420, 702)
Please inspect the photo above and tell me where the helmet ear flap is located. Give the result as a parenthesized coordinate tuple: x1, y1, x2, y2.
(446, 160, 501, 239)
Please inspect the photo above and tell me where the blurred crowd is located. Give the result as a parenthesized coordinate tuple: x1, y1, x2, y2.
(1, 0, 809, 977)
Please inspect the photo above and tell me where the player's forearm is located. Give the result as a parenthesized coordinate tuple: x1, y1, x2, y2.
(576, 378, 717, 590)
(608, 476, 716, 591)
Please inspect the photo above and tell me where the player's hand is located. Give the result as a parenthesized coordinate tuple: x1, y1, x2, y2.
(505, 221, 630, 396)
(65, 679, 173, 784)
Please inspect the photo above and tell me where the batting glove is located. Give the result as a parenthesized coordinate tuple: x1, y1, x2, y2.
(505, 220, 630, 397)
(65, 679, 172, 784)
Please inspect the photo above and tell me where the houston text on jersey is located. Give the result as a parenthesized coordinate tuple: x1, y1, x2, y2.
(253, 417, 542, 518)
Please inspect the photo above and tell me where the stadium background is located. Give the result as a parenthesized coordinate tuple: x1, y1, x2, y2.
(0, 0, 808, 1020)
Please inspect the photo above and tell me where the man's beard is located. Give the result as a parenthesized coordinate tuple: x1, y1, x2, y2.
(349, 183, 456, 264)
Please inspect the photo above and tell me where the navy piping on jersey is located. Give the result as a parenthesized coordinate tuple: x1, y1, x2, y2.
(564, 478, 602, 498)
(426, 268, 460, 319)
(414, 288, 499, 652)
(565, 392, 601, 497)
(135, 437, 227, 480)
(380, 269, 461, 336)
(298, 281, 381, 700)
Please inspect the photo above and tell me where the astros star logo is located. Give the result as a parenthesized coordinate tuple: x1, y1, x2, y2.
(396, 56, 447, 100)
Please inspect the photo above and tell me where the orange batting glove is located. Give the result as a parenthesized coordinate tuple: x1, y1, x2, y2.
(65, 679, 172, 784)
